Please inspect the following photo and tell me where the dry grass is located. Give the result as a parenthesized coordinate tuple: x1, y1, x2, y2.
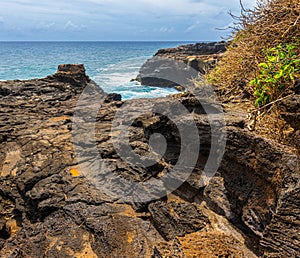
(206, 0, 300, 144)
(208, 0, 300, 97)
(254, 106, 294, 142)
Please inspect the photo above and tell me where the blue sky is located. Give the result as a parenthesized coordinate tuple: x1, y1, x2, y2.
(0, 0, 256, 41)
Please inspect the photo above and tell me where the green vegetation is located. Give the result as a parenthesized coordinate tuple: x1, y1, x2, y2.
(251, 42, 300, 106)
(207, 0, 300, 107)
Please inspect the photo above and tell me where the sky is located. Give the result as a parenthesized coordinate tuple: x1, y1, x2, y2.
(0, 0, 257, 41)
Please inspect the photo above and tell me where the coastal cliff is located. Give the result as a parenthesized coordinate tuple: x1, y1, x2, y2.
(136, 42, 227, 89)
(0, 60, 299, 257)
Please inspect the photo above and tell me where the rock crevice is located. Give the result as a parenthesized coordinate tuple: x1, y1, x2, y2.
(0, 63, 299, 257)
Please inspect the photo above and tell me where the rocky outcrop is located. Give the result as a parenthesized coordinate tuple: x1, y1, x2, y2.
(0, 65, 299, 257)
(279, 94, 300, 149)
(136, 42, 227, 89)
(205, 127, 299, 256)
(51, 64, 91, 87)
(104, 93, 122, 103)
(154, 42, 227, 56)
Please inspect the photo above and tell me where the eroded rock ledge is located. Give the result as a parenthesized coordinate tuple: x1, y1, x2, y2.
(135, 42, 227, 88)
(0, 64, 299, 257)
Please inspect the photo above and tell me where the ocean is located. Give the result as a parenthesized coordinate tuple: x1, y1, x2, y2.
(0, 41, 194, 100)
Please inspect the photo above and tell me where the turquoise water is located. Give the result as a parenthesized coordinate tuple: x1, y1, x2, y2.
(0, 41, 193, 99)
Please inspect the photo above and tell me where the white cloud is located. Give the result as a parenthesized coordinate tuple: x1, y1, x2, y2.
(159, 26, 175, 33)
(185, 21, 201, 33)
(83, 0, 252, 17)
(0, 0, 258, 40)
(64, 21, 85, 31)
(36, 22, 55, 30)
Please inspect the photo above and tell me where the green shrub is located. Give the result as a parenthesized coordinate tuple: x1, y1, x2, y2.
(206, 0, 300, 104)
(250, 41, 300, 106)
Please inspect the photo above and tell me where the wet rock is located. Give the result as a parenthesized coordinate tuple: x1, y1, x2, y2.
(104, 93, 122, 103)
(0, 87, 10, 96)
(174, 85, 185, 92)
(136, 57, 198, 88)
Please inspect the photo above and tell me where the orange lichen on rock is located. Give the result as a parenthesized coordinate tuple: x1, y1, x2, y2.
(156, 232, 247, 258)
(5, 219, 20, 237)
(127, 231, 135, 244)
(178, 232, 244, 258)
(70, 167, 80, 177)
(48, 116, 71, 123)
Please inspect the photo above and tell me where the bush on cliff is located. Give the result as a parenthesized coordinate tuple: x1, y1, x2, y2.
(250, 41, 300, 106)
(208, 0, 300, 106)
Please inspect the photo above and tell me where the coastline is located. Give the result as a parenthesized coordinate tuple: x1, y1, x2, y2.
(0, 43, 299, 257)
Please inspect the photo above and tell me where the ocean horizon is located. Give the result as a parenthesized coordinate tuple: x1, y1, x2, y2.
(0, 41, 199, 99)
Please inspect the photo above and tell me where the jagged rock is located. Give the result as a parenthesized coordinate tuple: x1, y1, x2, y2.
(136, 57, 198, 88)
(204, 174, 235, 220)
(51, 63, 91, 87)
(148, 201, 208, 240)
(156, 232, 252, 258)
(205, 127, 300, 256)
(279, 94, 300, 130)
(136, 42, 227, 88)
(0, 87, 10, 96)
(0, 64, 299, 257)
(294, 78, 300, 94)
(174, 85, 185, 92)
(155, 42, 227, 56)
(104, 93, 122, 103)
(278, 94, 300, 149)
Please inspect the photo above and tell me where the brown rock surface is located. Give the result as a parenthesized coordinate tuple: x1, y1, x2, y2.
(279, 94, 300, 149)
(0, 64, 299, 257)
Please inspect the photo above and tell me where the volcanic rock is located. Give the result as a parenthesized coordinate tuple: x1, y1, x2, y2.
(0, 64, 299, 257)
(136, 42, 227, 89)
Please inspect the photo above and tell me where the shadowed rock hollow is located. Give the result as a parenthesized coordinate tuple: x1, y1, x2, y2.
(0, 63, 299, 257)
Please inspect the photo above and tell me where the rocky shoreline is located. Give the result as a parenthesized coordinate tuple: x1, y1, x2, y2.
(0, 44, 299, 257)
(135, 42, 227, 89)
